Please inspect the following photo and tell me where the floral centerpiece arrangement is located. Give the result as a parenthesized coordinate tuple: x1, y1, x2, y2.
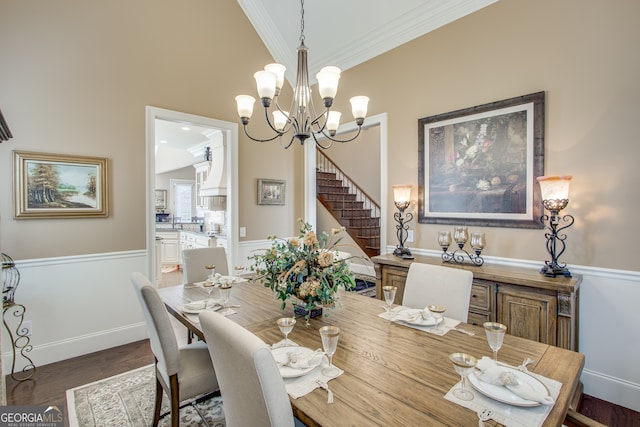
(250, 219, 357, 324)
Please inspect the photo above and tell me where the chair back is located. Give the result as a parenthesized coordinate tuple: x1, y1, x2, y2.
(402, 263, 473, 322)
(182, 247, 229, 284)
(131, 272, 180, 376)
(199, 310, 294, 427)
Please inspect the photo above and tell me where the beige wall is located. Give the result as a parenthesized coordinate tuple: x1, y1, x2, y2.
(1, 0, 639, 272)
(0, 0, 300, 260)
(333, 0, 640, 272)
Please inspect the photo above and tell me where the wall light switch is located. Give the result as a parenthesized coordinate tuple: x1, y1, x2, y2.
(240, 227, 246, 238)
(407, 230, 414, 243)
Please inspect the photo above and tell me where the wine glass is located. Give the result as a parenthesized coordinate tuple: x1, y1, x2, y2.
(234, 265, 244, 281)
(319, 326, 341, 377)
(219, 284, 233, 315)
(276, 317, 296, 347)
(449, 352, 478, 401)
(382, 286, 397, 315)
(205, 264, 216, 282)
(428, 305, 446, 333)
(484, 322, 507, 362)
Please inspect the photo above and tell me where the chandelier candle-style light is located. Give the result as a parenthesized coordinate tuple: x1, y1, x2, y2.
(537, 175, 574, 278)
(235, 0, 369, 150)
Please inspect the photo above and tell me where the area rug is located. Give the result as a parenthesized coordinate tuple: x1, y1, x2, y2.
(66, 365, 225, 427)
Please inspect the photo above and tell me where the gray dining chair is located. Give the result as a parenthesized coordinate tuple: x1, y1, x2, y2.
(131, 272, 220, 427)
(402, 262, 473, 322)
(182, 247, 229, 284)
(199, 310, 295, 427)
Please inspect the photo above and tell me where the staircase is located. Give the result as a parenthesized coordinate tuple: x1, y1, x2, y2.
(316, 150, 380, 258)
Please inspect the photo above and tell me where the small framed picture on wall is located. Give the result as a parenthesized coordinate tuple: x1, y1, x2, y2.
(257, 179, 285, 205)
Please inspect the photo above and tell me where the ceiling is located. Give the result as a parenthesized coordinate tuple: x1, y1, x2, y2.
(156, 0, 498, 157)
(237, 0, 498, 86)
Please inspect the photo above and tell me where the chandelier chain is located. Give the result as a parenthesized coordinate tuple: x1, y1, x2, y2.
(299, 0, 305, 43)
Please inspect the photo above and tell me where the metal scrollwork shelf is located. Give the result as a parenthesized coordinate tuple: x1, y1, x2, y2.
(2, 253, 36, 381)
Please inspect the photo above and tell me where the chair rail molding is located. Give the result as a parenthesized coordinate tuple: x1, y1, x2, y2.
(2, 250, 148, 374)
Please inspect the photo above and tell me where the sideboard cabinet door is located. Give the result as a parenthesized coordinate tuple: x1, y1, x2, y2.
(497, 285, 557, 345)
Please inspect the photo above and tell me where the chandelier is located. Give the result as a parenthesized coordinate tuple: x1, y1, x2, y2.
(235, 0, 370, 149)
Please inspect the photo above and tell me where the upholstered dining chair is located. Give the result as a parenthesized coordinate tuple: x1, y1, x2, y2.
(131, 272, 220, 427)
(402, 262, 473, 322)
(199, 310, 295, 427)
(182, 247, 229, 284)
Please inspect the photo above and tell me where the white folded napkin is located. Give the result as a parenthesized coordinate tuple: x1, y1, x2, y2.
(393, 308, 433, 324)
(183, 300, 208, 310)
(475, 357, 555, 405)
(273, 349, 324, 369)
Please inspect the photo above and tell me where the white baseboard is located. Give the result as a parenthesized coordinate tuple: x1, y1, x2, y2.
(581, 369, 640, 412)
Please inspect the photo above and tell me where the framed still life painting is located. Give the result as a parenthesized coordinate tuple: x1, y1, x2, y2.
(418, 92, 545, 229)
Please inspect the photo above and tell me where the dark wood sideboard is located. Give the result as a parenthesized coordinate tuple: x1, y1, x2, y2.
(371, 254, 581, 351)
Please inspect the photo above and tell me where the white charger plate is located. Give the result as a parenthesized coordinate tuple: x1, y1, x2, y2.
(468, 366, 550, 407)
(271, 347, 322, 378)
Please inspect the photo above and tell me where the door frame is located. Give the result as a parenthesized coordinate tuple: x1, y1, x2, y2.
(145, 106, 239, 283)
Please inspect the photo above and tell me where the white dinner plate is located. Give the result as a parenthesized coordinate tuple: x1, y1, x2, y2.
(180, 301, 221, 314)
(393, 309, 437, 326)
(271, 347, 322, 378)
(468, 365, 550, 407)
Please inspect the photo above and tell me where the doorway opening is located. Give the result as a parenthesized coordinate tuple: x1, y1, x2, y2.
(145, 107, 239, 284)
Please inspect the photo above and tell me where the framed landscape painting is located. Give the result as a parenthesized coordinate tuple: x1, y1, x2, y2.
(13, 151, 108, 219)
(418, 92, 545, 229)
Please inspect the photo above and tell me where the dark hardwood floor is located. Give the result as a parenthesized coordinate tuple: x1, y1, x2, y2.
(6, 339, 640, 426)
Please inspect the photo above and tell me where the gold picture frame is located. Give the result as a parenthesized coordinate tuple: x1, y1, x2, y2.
(13, 150, 109, 219)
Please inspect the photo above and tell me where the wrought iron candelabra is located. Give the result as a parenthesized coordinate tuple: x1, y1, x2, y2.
(537, 175, 574, 278)
(438, 227, 485, 266)
(539, 200, 574, 278)
(2, 252, 36, 381)
(393, 200, 414, 260)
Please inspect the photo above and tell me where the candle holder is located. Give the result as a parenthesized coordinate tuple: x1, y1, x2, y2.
(438, 227, 485, 266)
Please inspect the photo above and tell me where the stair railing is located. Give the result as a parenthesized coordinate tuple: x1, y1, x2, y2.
(316, 149, 381, 225)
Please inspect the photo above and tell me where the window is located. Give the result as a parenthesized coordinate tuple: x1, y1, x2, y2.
(171, 179, 195, 222)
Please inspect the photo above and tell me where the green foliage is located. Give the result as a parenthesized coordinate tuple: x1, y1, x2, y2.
(250, 219, 357, 322)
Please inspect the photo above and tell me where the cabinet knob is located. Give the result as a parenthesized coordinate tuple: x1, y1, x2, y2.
(472, 294, 477, 298)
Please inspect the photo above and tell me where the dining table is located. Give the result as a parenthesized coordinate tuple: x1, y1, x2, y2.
(157, 278, 585, 427)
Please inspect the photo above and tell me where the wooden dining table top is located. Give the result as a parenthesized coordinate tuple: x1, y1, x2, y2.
(157, 279, 585, 427)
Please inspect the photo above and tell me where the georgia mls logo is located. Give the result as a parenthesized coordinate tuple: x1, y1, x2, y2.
(0, 405, 64, 427)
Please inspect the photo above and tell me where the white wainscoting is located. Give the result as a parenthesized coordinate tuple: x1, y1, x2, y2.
(2, 250, 149, 374)
(395, 247, 640, 412)
(4, 244, 639, 412)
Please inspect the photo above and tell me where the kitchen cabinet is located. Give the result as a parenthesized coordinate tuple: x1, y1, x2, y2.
(157, 232, 181, 265)
(215, 237, 227, 249)
(194, 161, 210, 209)
(180, 231, 217, 251)
(371, 254, 581, 351)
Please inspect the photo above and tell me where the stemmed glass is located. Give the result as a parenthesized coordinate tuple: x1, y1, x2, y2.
(219, 284, 233, 315)
(484, 322, 507, 362)
(203, 265, 216, 308)
(449, 352, 478, 401)
(319, 326, 341, 377)
(234, 265, 244, 281)
(428, 305, 446, 333)
(382, 286, 397, 316)
(276, 317, 296, 347)
(205, 264, 216, 283)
